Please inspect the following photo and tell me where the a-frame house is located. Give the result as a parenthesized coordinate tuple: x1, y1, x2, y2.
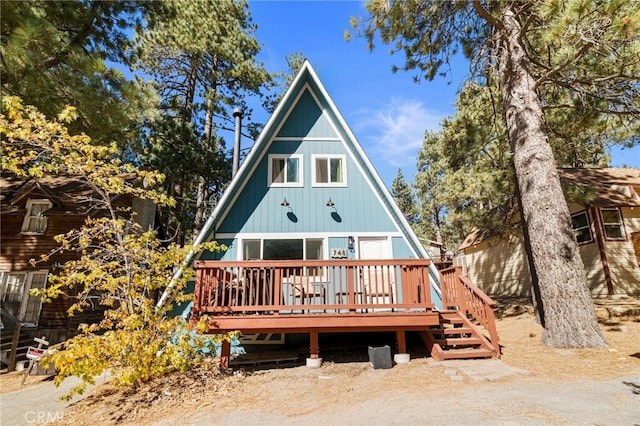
(164, 61, 499, 367)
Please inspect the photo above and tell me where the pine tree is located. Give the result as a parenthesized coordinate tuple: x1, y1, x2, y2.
(134, 0, 274, 242)
(354, 0, 640, 348)
(0, 1, 156, 148)
(391, 168, 419, 225)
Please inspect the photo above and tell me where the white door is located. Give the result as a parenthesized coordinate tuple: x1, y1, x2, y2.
(359, 238, 394, 307)
(359, 237, 390, 260)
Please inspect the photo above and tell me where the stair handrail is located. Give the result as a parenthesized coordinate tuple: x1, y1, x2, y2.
(440, 266, 500, 357)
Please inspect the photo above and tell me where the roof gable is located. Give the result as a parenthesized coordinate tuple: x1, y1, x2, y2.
(192, 60, 428, 259)
(276, 86, 338, 139)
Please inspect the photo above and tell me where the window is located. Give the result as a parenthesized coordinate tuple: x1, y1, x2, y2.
(21, 199, 52, 234)
(312, 155, 346, 186)
(571, 211, 593, 244)
(264, 239, 304, 260)
(0, 270, 48, 325)
(600, 208, 626, 240)
(243, 240, 261, 260)
(268, 154, 302, 186)
(242, 238, 324, 261)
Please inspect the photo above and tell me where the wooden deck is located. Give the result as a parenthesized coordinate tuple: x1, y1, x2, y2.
(191, 260, 500, 366)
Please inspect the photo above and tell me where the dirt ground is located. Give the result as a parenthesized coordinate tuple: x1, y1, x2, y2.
(2, 298, 639, 425)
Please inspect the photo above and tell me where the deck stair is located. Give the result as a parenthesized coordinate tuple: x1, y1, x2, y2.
(421, 310, 497, 361)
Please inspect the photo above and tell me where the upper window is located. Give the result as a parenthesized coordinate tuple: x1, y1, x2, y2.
(312, 155, 346, 186)
(600, 208, 626, 240)
(268, 154, 302, 187)
(21, 199, 52, 234)
(571, 211, 593, 244)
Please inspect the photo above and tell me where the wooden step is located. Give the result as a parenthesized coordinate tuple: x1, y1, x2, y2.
(438, 315, 465, 325)
(434, 337, 483, 346)
(429, 327, 473, 336)
(422, 310, 497, 361)
(439, 347, 494, 360)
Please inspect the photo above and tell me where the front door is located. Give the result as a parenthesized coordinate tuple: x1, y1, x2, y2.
(358, 238, 394, 307)
(358, 237, 390, 260)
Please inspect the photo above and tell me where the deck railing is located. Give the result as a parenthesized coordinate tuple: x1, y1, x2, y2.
(440, 266, 500, 354)
(192, 259, 435, 316)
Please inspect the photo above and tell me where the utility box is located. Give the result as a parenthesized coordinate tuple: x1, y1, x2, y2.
(368, 345, 392, 369)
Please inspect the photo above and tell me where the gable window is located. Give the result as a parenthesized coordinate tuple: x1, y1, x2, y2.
(0, 270, 48, 325)
(21, 199, 52, 234)
(268, 154, 302, 187)
(312, 155, 346, 186)
(571, 211, 593, 244)
(600, 208, 626, 240)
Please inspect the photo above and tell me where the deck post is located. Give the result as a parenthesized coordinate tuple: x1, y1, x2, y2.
(219, 339, 231, 370)
(396, 330, 406, 354)
(309, 331, 319, 359)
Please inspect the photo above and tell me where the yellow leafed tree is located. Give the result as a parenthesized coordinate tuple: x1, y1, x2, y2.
(1, 96, 231, 399)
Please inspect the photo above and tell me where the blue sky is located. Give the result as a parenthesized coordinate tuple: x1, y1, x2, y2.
(245, 0, 638, 186)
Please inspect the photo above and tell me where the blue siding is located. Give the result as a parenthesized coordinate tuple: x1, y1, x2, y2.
(392, 237, 414, 259)
(217, 143, 399, 234)
(277, 89, 338, 139)
(218, 98, 400, 237)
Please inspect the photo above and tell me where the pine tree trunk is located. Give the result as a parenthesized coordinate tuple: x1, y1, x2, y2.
(497, 7, 606, 348)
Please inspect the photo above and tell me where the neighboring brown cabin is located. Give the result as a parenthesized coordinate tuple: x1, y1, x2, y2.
(0, 173, 157, 368)
(458, 168, 640, 298)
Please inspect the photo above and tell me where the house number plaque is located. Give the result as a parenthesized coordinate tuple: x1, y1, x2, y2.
(331, 248, 347, 258)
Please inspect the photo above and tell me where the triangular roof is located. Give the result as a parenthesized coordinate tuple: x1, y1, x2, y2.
(0, 173, 149, 216)
(159, 61, 433, 306)
(194, 60, 428, 256)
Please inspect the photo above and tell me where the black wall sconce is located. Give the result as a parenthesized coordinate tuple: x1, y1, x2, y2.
(281, 197, 290, 207)
(347, 236, 355, 250)
(326, 198, 335, 207)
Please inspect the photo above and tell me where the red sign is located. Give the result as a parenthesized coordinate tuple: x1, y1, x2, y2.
(26, 347, 44, 360)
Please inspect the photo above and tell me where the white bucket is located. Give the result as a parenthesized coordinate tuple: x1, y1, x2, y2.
(394, 353, 410, 364)
(306, 357, 323, 369)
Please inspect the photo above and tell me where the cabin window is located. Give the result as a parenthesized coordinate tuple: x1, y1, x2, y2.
(21, 199, 52, 234)
(268, 154, 302, 187)
(600, 208, 626, 240)
(242, 238, 324, 260)
(571, 211, 593, 244)
(264, 239, 302, 260)
(312, 155, 346, 186)
(0, 270, 48, 325)
(243, 240, 261, 260)
(306, 239, 323, 260)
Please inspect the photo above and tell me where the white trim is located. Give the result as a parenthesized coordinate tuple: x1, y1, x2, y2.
(267, 154, 304, 187)
(273, 136, 341, 142)
(311, 154, 347, 187)
(21, 199, 52, 234)
(0, 269, 48, 325)
(237, 236, 328, 261)
(217, 231, 404, 240)
(600, 207, 626, 241)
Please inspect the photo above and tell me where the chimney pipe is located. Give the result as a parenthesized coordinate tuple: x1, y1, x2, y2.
(232, 108, 244, 177)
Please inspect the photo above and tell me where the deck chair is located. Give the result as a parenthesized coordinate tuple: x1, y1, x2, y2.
(363, 266, 395, 311)
(291, 276, 326, 312)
